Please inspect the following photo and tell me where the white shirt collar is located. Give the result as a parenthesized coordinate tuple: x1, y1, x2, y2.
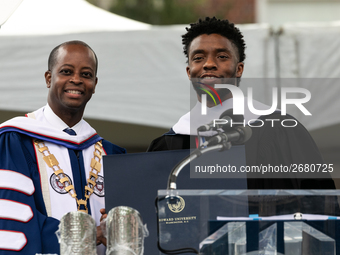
(43, 104, 83, 135)
(172, 97, 275, 135)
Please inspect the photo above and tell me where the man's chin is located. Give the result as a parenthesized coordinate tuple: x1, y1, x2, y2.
(191, 77, 238, 87)
(198, 79, 220, 86)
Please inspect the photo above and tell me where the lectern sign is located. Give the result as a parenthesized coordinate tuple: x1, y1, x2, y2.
(168, 196, 185, 213)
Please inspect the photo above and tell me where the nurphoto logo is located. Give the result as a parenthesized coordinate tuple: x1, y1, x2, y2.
(200, 84, 312, 128)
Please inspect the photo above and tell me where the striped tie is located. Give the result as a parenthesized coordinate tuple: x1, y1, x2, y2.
(63, 128, 77, 136)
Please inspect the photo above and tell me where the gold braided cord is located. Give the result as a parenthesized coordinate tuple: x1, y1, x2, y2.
(34, 139, 103, 213)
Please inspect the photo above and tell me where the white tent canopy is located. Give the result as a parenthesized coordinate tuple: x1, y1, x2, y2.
(0, 0, 150, 35)
(0, 0, 23, 26)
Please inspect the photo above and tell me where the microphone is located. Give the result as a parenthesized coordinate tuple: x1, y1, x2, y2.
(206, 125, 252, 146)
(219, 109, 245, 129)
(197, 120, 225, 132)
(197, 109, 245, 132)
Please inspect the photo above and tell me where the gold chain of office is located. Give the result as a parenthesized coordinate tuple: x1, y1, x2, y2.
(34, 139, 103, 213)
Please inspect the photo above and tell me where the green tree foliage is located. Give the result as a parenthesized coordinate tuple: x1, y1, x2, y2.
(87, 0, 254, 25)
(109, 0, 228, 25)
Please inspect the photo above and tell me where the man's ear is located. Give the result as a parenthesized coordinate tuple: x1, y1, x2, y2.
(236, 62, 244, 78)
(45, 71, 51, 88)
(93, 77, 98, 94)
(186, 66, 191, 79)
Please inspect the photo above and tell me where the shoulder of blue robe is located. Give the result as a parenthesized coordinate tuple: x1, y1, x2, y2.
(0, 115, 102, 150)
(0, 131, 59, 254)
(102, 139, 127, 155)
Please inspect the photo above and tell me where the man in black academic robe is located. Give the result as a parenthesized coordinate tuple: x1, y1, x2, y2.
(147, 17, 335, 191)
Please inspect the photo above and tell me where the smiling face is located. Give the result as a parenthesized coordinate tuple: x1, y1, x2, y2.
(45, 44, 97, 120)
(186, 33, 244, 104)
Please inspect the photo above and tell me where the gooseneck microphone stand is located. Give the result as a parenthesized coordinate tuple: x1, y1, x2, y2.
(167, 142, 231, 190)
(157, 124, 252, 254)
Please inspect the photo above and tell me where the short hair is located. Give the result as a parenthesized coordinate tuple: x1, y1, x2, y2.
(48, 40, 98, 75)
(182, 17, 246, 63)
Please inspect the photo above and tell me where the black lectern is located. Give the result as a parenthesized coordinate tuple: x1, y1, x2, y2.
(104, 146, 247, 255)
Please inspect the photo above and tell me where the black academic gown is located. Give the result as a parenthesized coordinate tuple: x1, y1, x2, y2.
(148, 113, 335, 190)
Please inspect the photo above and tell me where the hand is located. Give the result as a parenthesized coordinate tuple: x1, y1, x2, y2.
(99, 208, 107, 221)
(96, 208, 107, 246)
